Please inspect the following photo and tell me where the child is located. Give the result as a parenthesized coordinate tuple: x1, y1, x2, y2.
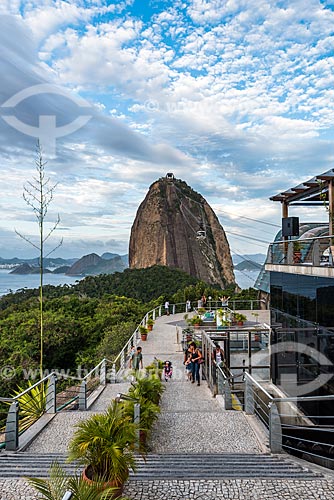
(163, 360, 173, 381)
(185, 355, 193, 381)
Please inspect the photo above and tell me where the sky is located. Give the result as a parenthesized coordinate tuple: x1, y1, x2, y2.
(0, 0, 333, 260)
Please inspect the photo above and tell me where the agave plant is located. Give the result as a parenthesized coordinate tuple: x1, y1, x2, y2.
(11, 380, 47, 432)
(27, 461, 130, 500)
(67, 400, 137, 485)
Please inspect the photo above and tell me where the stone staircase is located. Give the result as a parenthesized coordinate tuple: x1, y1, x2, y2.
(0, 452, 323, 480)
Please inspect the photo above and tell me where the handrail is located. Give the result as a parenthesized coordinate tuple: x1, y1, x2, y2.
(0, 372, 56, 401)
(244, 372, 273, 401)
(83, 359, 106, 380)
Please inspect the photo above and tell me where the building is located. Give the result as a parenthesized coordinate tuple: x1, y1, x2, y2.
(265, 169, 334, 435)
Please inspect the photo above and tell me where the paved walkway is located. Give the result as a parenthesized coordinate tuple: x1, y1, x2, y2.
(1, 313, 334, 500)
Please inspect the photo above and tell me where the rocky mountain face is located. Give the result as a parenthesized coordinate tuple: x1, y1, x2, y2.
(129, 178, 235, 288)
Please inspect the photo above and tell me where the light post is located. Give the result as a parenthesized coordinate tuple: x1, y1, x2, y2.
(208, 296, 212, 311)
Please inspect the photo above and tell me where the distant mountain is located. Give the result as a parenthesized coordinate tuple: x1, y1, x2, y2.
(101, 253, 128, 265)
(10, 263, 52, 275)
(66, 253, 126, 276)
(234, 260, 262, 271)
(232, 253, 266, 266)
(1, 256, 78, 267)
(5, 252, 128, 276)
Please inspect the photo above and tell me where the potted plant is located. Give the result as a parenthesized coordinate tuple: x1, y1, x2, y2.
(67, 400, 137, 497)
(27, 461, 130, 500)
(190, 315, 203, 328)
(293, 240, 302, 263)
(124, 373, 164, 449)
(146, 318, 154, 331)
(234, 313, 247, 326)
(139, 325, 148, 341)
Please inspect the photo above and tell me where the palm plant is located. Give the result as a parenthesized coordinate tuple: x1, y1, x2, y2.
(128, 372, 165, 405)
(67, 400, 137, 485)
(27, 461, 130, 500)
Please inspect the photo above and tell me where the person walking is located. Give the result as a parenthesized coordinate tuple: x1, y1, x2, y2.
(212, 343, 225, 367)
(189, 341, 203, 386)
(132, 346, 143, 371)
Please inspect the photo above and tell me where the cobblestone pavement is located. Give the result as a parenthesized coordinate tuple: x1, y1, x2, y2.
(123, 478, 334, 500)
(2, 313, 334, 499)
(26, 382, 130, 453)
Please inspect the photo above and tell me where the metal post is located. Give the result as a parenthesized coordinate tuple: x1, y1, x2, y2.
(223, 380, 232, 410)
(244, 376, 254, 414)
(158, 306, 162, 317)
(269, 402, 282, 453)
(172, 304, 176, 315)
(153, 309, 156, 321)
(110, 363, 116, 384)
(100, 359, 106, 386)
(313, 238, 320, 266)
(5, 401, 19, 451)
(46, 374, 57, 414)
(217, 367, 224, 395)
(79, 380, 87, 411)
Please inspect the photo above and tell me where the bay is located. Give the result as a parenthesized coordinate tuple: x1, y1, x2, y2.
(0, 269, 82, 296)
(0, 268, 260, 297)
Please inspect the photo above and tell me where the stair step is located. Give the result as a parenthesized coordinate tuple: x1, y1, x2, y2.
(0, 452, 322, 480)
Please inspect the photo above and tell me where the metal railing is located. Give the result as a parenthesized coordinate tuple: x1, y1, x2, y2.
(243, 373, 334, 467)
(268, 235, 334, 267)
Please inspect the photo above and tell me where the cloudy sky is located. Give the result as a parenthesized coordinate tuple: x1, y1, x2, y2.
(0, 0, 333, 260)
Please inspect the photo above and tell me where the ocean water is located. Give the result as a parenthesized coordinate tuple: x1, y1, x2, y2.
(0, 268, 259, 297)
(0, 269, 81, 296)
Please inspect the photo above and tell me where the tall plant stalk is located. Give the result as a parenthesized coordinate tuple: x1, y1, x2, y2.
(16, 142, 62, 379)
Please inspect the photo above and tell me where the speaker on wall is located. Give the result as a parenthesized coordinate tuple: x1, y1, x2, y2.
(282, 217, 299, 237)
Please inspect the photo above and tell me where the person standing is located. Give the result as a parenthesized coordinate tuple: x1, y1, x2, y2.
(189, 341, 202, 386)
(132, 346, 143, 371)
(219, 295, 230, 308)
(128, 345, 135, 368)
(164, 300, 170, 315)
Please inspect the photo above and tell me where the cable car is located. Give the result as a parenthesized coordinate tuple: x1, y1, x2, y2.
(166, 172, 175, 181)
(196, 230, 206, 240)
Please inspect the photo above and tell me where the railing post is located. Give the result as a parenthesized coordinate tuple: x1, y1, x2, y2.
(110, 363, 117, 384)
(5, 401, 19, 451)
(46, 373, 57, 414)
(100, 359, 107, 386)
(313, 239, 320, 266)
(244, 376, 254, 414)
(223, 380, 232, 410)
(269, 402, 282, 453)
(217, 368, 224, 395)
(79, 380, 87, 411)
(172, 304, 176, 315)
(153, 309, 156, 321)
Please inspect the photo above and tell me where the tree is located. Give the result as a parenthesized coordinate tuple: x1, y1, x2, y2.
(15, 142, 62, 378)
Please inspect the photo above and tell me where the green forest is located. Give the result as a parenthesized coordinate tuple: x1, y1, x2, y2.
(0, 265, 257, 397)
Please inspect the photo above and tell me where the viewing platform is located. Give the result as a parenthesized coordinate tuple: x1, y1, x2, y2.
(1, 311, 334, 499)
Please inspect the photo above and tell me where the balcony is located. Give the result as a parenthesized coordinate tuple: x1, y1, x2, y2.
(265, 236, 334, 278)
